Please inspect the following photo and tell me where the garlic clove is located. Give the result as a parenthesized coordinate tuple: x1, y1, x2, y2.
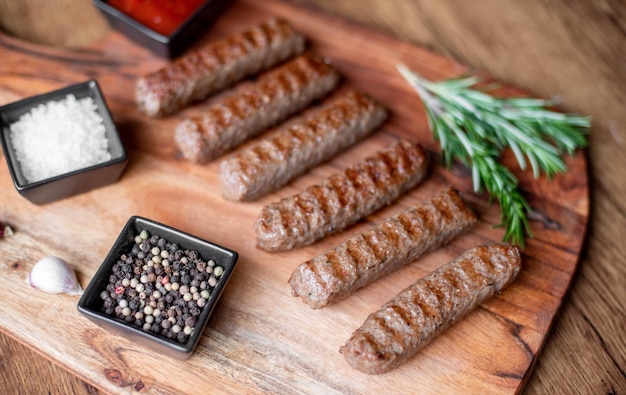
(27, 256, 83, 295)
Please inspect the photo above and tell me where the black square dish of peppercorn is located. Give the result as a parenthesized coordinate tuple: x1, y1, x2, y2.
(78, 216, 238, 360)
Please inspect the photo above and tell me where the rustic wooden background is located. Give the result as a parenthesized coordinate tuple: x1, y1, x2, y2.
(0, 0, 624, 393)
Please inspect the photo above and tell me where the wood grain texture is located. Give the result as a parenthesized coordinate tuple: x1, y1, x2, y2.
(0, 0, 622, 394)
(285, 3, 625, 393)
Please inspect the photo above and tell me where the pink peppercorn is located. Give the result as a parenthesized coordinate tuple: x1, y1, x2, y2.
(161, 276, 169, 285)
(115, 286, 125, 295)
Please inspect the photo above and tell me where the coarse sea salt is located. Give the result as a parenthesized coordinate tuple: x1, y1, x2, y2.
(9, 94, 111, 183)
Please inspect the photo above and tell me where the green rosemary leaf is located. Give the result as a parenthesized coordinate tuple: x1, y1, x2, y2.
(397, 64, 589, 246)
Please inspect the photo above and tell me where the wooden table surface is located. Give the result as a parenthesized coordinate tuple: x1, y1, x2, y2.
(0, 0, 624, 394)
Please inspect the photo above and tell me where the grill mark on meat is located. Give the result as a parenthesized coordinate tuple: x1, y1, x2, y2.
(175, 53, 340, 163)
(395, 209, 421, 240)
(136, 18, 306, 117)
(340, 243, 522, 374)
(256, 140, 428, 252)
(345, 236, 367, 270)
(288, 187, 477, 308)
(219, 91, 387, 201)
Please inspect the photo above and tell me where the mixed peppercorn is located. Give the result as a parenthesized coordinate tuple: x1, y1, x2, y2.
(99, 230, 224, 344)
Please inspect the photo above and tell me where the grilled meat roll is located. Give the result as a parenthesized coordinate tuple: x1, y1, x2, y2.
(340, 243, 522, 374)
(289, 187, 477, 309)
(175, 53, 340, 163)
(136, 18, 306, 117)
(255, 139, 429, 252)
(219, 90, 388, 201)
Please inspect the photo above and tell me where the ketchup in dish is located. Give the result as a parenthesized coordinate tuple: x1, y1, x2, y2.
(108, 0, 206, 36)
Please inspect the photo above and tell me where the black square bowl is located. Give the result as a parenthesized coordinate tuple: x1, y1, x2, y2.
(0, 80, 127, 205)
(78, 216, 238, 360)
(94, 0, 230, 58)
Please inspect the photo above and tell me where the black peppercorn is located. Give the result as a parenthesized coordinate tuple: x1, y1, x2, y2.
(140, 240, 150, 252)
(129, 298, 139, 310)
(99, 230, 221, 344)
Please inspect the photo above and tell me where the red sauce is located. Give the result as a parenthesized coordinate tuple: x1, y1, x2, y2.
(108, 0, 206, 36)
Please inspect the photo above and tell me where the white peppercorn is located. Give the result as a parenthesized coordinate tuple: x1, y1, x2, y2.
(214, 266, 224, 277)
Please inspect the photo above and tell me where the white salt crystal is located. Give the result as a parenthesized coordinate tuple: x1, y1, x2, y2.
(9, 94, 111, 183)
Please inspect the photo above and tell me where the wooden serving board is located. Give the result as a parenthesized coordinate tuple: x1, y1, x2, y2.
(0, 0, 588, 393)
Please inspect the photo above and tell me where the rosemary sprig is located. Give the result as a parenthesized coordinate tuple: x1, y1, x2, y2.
(397, 64, 590, 246)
